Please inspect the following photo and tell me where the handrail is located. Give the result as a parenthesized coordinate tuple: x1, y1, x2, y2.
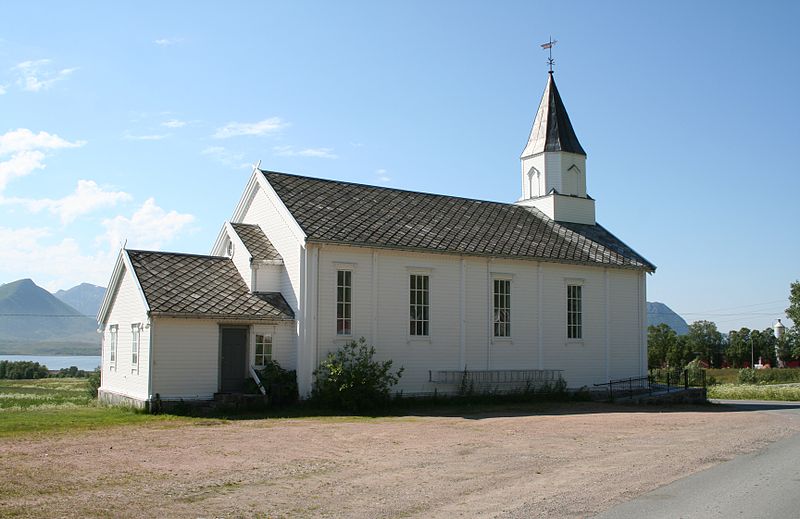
(249, 365, 266, 395)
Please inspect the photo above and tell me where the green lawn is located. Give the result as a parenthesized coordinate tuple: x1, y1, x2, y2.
(0, 378, 189, 437)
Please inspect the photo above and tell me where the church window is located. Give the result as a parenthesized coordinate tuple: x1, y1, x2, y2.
(109, 325, 118, 365)
(567, 285, 582, 339)
(131, 323, 141, 372)
(255, 334, 272, 366)
(336, 269, 352, 335)
(409, 274, 430, 336)
(493, 279, 511, 337)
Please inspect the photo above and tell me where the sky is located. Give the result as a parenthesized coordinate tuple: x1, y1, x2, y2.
(0, 1, 798, 332)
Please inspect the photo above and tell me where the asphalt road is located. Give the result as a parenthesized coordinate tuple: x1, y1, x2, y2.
(593, 400, 800, 519)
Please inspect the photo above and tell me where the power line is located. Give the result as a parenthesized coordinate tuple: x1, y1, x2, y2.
(0, 313, 93, 318)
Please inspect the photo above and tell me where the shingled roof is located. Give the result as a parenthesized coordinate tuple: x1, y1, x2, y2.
(126, 250, 294, 320)
(262, 171, 655, 272)
(230, 223, 282, 261)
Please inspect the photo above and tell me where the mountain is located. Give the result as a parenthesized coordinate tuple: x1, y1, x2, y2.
(54, 282, 106, 317)
(647, 301, 689, 335)
(0, 279, 99, 354)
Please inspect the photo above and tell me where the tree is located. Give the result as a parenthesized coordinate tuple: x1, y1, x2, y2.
(648, 324, 677, 368)
(751, 328, 777, 367)
(686, 320, 723, 367)
(726, 328, 752, 368)
(787, 281, 800, 325)
(666, 335, 694, 368)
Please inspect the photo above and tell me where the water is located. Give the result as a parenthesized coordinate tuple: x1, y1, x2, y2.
(0, 355, 101, 371)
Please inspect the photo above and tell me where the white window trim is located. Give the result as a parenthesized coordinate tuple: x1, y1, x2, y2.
(491, 275, 513, 341)
(408, 271, 431, 341)
(109, 324, 118, 369)
(131, 323, 142, 374)
(336, 267, 354, 337)
(565, 279, 585, 344)
(254, 333, 273, 367)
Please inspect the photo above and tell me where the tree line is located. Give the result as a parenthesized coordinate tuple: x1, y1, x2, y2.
(649, 281, 800, 369)
(0, 360, 95, 379)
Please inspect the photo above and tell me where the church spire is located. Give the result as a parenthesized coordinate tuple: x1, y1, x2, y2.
(517, 68, 595, 225)
(521, 73, 586, 158)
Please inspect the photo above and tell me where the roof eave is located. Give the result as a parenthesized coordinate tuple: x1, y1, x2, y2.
(305, 238, 654, 272)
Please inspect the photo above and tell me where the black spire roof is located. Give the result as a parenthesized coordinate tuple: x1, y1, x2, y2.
(521, 73, 586, 157)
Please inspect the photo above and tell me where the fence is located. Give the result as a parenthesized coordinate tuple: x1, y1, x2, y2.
(594, 368, 707, 401)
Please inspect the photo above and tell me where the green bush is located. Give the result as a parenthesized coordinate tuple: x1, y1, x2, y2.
(311, 337, 404, 412)
(86, 369, 101, 398)
(737, 368, 800, 385)
(256, 360, 298, 405)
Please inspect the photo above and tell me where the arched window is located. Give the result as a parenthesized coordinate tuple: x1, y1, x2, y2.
(528, 167, 542, 198)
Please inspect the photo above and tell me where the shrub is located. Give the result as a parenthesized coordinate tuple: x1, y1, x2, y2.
(256, 360, 298, 405)
(738, 368, 756, 385)
(86, 369, 101, 398)
(311, 337, 404, 412)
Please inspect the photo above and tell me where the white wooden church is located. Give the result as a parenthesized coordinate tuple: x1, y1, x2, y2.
(97, 71, 655, 408)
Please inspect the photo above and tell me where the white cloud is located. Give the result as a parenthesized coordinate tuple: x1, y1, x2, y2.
(213, 117, 287, 139)
(5, 180, 132, 224)
(0, 226, 115, 289)
(13, 59, 77, 92)
(0, 129, 85, 192)
(154, 37, 183, 46)
(201, 146, 251, 169)
(101, 198, 194, 251)
(376, 169, 391, 183)
(161, 119, 186, 128)
(0, 84, 6, 95)
(123, 132, 170, 141)
(273, 145, 338, 159)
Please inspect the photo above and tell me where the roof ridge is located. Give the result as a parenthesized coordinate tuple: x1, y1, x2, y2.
(126, 249, 229, 260)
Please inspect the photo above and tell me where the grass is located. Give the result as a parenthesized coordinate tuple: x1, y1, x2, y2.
(0, 378, 190, 437)
(705, 369, 740, 385)
(708, 384, 800, 401)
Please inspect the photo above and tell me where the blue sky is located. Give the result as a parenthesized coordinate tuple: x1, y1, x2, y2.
(1, 1, 797, 332)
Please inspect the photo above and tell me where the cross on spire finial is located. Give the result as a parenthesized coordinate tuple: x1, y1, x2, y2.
(540, 37, 557, 73)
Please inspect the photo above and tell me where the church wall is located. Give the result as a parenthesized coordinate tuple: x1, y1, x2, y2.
(311, 244, 646, 394)
(253, 263, 283, 293)
(99, 264, 151, 403)
(227, 225, 254, 291)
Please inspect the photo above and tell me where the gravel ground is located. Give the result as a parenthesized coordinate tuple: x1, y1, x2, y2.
(2, 402, 799, 518)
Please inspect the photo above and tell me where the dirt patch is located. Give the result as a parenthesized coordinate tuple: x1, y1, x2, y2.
(2, 403, 799, 518)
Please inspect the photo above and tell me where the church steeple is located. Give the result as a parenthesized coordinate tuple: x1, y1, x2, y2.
(517, 71, 595, 225)
(521, 73, 586, 157)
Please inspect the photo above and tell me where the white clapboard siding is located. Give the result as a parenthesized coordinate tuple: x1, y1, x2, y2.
(149, 318, 220, 400)
(251, 322, 297, 370)
(306, 244, 647, 394)
(100, 265, 151, 401)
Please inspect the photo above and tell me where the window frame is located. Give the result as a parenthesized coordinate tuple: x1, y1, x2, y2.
(492, 277, 512, 339)
(254, 333, 273, 367)
(566, 281, 583, 341)
(409, 273, 430, 337)
(131, 323, 141, 373)
(109, 324, 118, 367)
(336, 268, 353, 336)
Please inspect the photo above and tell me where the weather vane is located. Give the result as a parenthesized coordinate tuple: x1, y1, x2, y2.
(541, 37, 557, 73)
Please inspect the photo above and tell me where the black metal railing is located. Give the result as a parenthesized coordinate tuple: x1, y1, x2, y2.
(594, 368, 707, 401)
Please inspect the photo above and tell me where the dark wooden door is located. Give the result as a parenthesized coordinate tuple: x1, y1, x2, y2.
(220, 328, 247, 393)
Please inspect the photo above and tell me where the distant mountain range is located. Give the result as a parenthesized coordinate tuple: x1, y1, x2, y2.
(54, 283, 106, 318)
(0, 279, 105, 355)
(647, 301, 689, 335)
